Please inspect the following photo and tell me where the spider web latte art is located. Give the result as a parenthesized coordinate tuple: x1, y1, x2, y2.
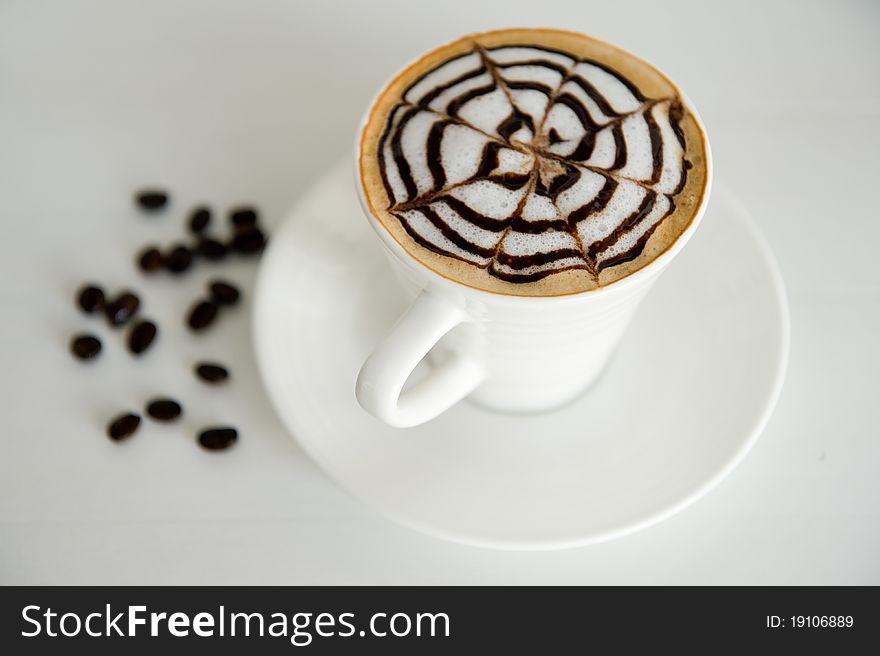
(375, 43, 693, 285)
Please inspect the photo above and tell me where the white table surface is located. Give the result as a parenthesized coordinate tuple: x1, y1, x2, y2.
(1, 0, 878, 585)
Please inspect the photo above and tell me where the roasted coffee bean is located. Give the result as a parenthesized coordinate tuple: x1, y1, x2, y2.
(128, 319, 157, 355)
(208, 280, 240, 306)
(196, 238, 227, 261)
(229, 207, 258, 227)
(107, 412, 140, 441)
(187, 300, 218, 331)
(198, 427, 238, 451)
(135, 190, 168, 211)
(137, 245, 163, 273)
(229, 226, 266, 255)
(146, 398, 182, 422)
(71, 334, 102, 360)
(195, 362, 229, 384)
(164, 245, 193, 274)
(77, 284, 105, 314)
(188, 206, 211, 234)
(105, 291, 140, 327)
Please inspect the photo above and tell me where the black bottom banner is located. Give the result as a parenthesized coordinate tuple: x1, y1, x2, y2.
(1, 586, 875, 653)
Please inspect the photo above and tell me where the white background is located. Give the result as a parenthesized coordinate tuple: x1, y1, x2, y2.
(1, 0, 878, 584)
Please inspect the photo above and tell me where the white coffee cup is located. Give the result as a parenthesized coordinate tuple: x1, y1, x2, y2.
(355, 91, 711, 429)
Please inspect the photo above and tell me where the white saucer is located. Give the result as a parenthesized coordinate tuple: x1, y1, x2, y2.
(253, 159, 789, 551)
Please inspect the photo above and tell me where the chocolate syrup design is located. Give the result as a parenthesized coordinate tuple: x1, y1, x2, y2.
(376, 44, 690, 283)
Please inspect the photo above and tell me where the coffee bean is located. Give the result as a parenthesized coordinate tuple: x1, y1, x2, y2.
(195, 362, 229, 384)
(164, 245, 193, 274)
(229, 226, 266, 255)
(229, 207, 258, 227)
(77, 284, 105, 314)
(208, 280, 240, 306)
(196, 238, 227, 261)
(107, 412, 140, 441)
(137, 246, 163, 273)
(128, 319, 157, 355)
(71, 334, 102, 360)
(146, 398, 182, 422)
(198, 427, 238, 451)
(187, 300, 218, 331)
(135, 190, 168, 211)
(188, 206, 211, 234)
(105, 291, 140, 327)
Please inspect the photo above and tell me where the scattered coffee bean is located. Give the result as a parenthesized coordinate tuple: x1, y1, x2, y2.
(164, 244, 193, 274)
(107, 412, 141, 441)
(230, 226, 266, 255)
(135, 190, 168, 211)
(146, 398, 182, 422)
(209, 280, 240, 306)
(195, 362, 229, 384)
(187, 300, 219, 331)
(196, 238, 228, 261)
(77, 284, 105, 314)
(198, 427, 238, 451)
(137, 245, 163, 273)
(188, 206, 212, 234)
(229, 207, 258, 227)
(74, 188, 268, 452)
(128, 319, 157, 355)
(105, 291, 140, 327)
(71, 334, 102, 360)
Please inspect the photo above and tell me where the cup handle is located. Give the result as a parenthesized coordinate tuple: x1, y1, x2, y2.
(356, 291, 484, 427)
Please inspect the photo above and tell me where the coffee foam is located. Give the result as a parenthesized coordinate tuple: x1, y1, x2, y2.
(361, 29, 708, 296)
